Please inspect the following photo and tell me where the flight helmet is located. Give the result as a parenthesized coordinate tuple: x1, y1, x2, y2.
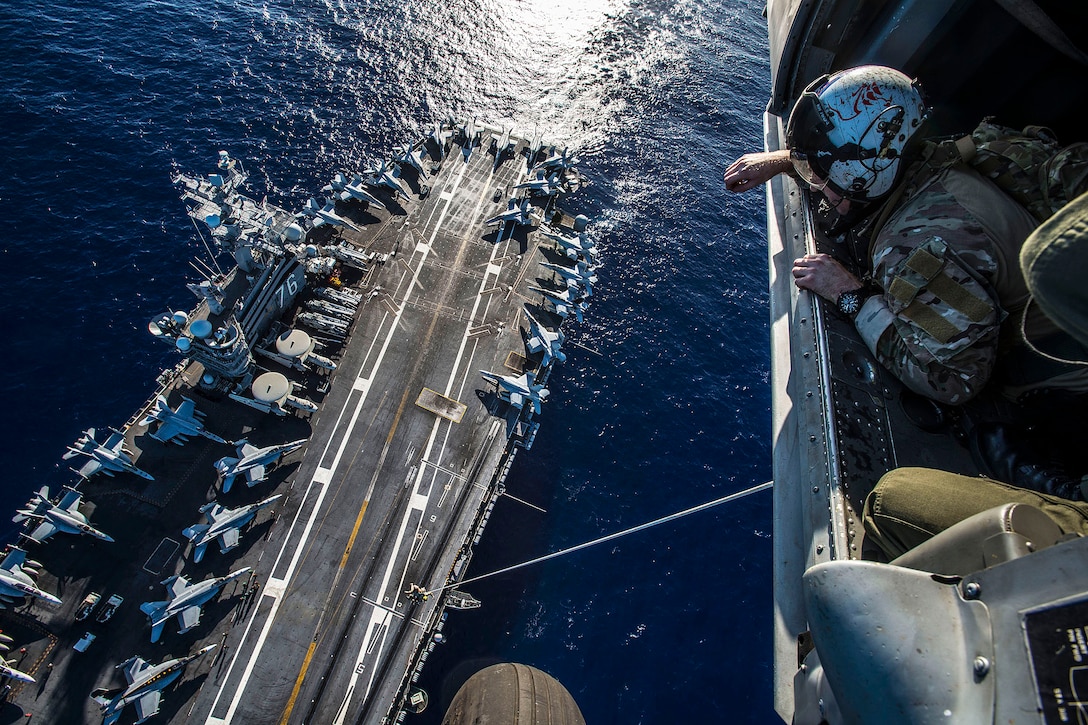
(786, 66, 929, 202)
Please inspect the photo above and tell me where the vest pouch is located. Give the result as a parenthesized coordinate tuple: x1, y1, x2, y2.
(883, 236, 1002, 365)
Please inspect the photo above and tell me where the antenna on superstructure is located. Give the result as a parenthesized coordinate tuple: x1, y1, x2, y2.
(189, 214, 225, 276)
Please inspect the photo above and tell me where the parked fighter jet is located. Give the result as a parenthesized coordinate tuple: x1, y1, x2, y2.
(183, 494, 281, 563)
(0, 547, 61, 606)
(364, 159, 410, 200)
(1, 657, 34, 684)
(141, 395, 228, 445)
(528, 283, 589, 323)
(532, 146, 579, 174)
(13, 486, 115, 544)
(485, 198, 534, 229)
(326, 173, 386, 210)
(63, 428, 154, 481)
(428, 120, 453, 161)
(492, 126, 513, 171)
(514, 170, 562, 197)
(215, 439, 306, 493)
(479, 370, 550, 415)
(140, 568, 250, 642)
(300, 197, 360, 231)
(393, 143, 427, 176)
(92, 644, 216, 725)
(526, 128, 545, 163)
(541, 259, 598, 296)
(459, 117, 481, 162)
(523, 307, 566, 367)
(539, 228, 599, 262)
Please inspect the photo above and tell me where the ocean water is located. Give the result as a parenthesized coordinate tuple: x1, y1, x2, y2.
(0, 0, 774, 722)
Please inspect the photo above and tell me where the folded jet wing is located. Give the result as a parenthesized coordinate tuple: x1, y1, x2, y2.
(492, 126, 513, 171)
(63, 427, 154, 481)
(340, 174, 386, 209)
(523, 307, 567, 367)
(93, 645, 216, 725)
(485, 198, 533, 228)
(13, 485, 114, 544)
(479, 369, 550, 415)
(141, 394, 228, 445)
(460, 117, 480, 161)
(301, 197, 361, 231)
(428, 120, 453, 161)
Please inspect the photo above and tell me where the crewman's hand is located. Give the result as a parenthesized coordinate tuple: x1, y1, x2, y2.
(723, 150, 792, 193)
(792, 254, 863, 303)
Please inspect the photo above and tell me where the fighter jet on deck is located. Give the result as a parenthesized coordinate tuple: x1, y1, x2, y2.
(485, 198, 534, 229)
(300, 197, 361, 231)
(215, 439, 306, 493)
(63, 428, 154, 481)
(532, 146, 579, 175)
(479, 370, 550, 415)
(459, 117, 481, 162)
(92, 644, 216, 725)
(526, 128, 545, 163)
(523, 307, 566, 367)
(140, 395, 228, 446)
(427, 120, 453, 161)
(492, 126, 513, 171)
(0, 547, 61, 606)
(393, 143, 427, 176)
(140, 568, 251, 642)
(13, 486, 114, 544)
(1, 658, 34, 684)
(364, 159, 410, 201)
(539, 228, 599, 262)
(528, 283, 589, 323)
(514, 170, 562, 197)
(183, 494, 282, 563)
(541, 259, 598, 297)
(326, 173, 386, 210)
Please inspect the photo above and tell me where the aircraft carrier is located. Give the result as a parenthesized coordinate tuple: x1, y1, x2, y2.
(0, 122, 595, 724)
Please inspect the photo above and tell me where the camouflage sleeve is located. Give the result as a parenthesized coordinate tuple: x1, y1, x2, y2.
(855, 292, 999, 404)
(854, 235, 1003, 405)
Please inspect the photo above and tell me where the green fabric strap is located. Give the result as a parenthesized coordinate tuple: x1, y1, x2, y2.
(888, 276, 920, 305)
(926, 273, 993, 322)
(904, 247, 943, 279)
(901, 299, 960, 343)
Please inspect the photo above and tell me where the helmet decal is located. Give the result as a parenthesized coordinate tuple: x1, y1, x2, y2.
(786, 66, 929, 202)
(841, 82, 887, 122)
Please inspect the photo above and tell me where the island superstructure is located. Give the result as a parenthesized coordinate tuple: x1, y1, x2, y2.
(2, 121, 596, 724)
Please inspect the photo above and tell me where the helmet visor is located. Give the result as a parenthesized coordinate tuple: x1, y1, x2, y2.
(785, 75, 837, 192)
(790, 150, 828, 191)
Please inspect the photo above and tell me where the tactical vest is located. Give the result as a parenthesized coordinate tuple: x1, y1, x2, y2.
(870, 120, 1088, 400)
(921, 119, 1088, 224)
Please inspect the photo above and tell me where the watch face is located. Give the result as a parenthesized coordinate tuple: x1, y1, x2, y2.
(838, 290, 861, 315)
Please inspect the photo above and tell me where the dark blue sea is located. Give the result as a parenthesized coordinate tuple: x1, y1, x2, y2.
(0, 0, 773, 722)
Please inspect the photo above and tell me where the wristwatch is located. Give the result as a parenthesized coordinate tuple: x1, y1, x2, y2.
(836, 287, 865, 319)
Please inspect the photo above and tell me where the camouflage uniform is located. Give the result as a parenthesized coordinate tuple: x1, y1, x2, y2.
(853, 165, 1038, 404)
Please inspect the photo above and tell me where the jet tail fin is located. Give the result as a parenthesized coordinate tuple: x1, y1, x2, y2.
(139, 601, 167, 619)
(92, 686, 124, 704)
(182, 524, 210, 542)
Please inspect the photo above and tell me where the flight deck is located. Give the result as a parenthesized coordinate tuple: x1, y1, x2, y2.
(1, 124, 593, 724)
